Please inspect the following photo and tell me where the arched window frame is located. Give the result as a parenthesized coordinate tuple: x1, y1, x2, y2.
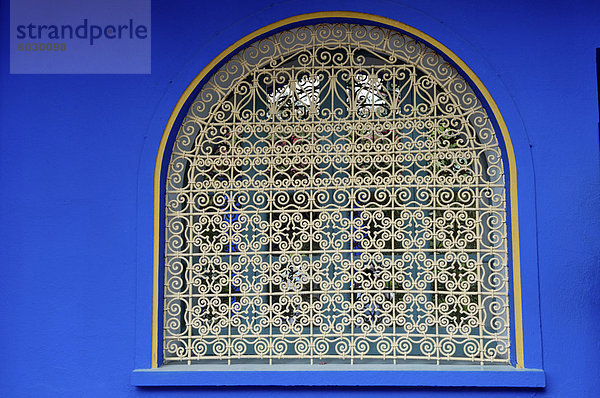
(132, 11, 545, 387)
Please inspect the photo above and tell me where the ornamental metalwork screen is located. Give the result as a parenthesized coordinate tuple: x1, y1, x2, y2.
(163, 23, 510, 365)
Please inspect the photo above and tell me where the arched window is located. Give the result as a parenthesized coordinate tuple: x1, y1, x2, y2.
(162, 22, 510, 366)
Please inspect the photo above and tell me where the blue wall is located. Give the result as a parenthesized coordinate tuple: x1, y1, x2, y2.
(1, 0, 599, 396)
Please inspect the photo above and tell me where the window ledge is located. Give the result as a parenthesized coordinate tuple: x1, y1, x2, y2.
(131, 364, 545, 387)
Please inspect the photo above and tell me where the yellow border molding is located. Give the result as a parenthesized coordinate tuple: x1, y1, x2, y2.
(152, 11, 524, 369)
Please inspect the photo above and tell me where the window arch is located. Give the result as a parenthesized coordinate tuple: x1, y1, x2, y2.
(160, 21, 513, 367)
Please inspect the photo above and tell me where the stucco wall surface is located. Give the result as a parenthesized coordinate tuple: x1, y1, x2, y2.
(1, 0, 599, 396)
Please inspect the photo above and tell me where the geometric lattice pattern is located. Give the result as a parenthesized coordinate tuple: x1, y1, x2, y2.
(164, 24, 510, 365)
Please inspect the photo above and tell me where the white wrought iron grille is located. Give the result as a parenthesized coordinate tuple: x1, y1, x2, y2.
(163, 23, 510, 365)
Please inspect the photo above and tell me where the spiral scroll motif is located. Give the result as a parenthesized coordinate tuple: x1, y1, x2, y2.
(164, 23, 510, 365)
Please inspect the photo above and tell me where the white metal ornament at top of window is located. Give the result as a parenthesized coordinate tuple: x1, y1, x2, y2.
(163, 23, 510, 365)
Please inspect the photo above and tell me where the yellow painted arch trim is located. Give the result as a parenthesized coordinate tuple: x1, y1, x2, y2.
(152, 11, 524, 369)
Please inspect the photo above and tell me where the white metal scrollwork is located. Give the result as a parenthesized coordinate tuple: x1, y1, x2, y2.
(164, 23, 510, 365)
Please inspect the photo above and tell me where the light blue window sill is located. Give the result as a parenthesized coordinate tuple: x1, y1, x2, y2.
(131, 364, 545, 387)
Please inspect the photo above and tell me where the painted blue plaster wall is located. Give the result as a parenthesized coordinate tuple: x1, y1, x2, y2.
(1, 0, 599, 396)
